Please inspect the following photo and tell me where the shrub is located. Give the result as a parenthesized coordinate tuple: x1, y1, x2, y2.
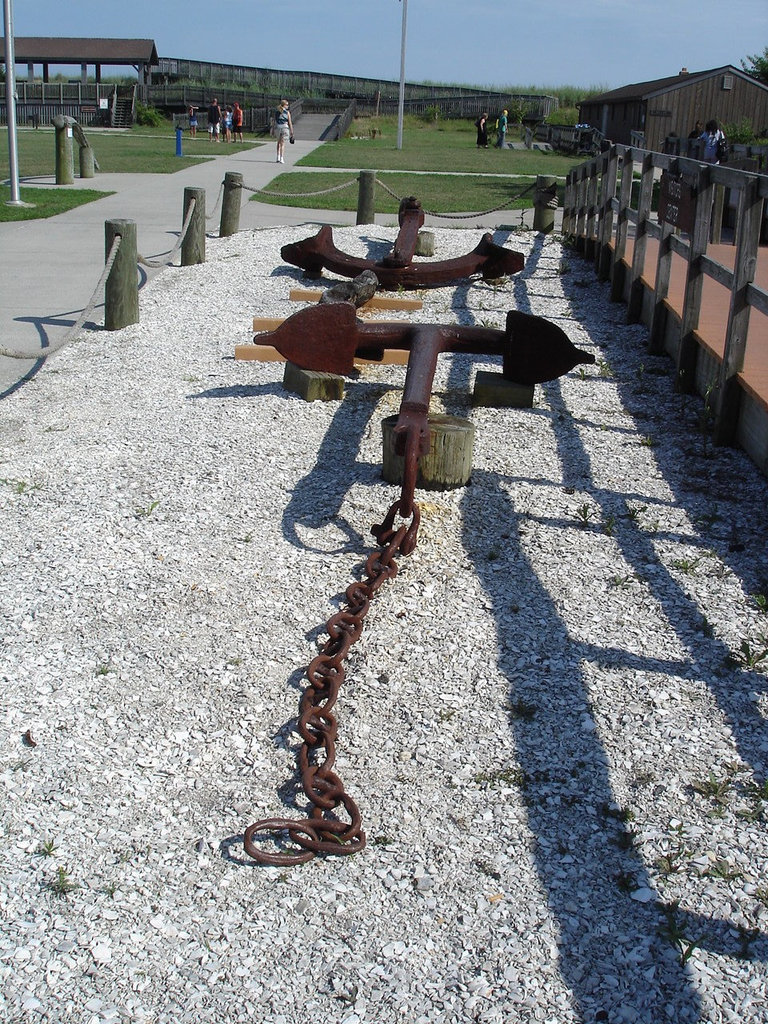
(135, 103, 166, 128)
(722, 117, 757, 144)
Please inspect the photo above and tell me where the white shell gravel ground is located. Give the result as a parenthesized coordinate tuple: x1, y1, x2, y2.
(1, 224, 767, 1024)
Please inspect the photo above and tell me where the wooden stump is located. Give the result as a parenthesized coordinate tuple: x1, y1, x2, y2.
(382, 414, 474, 490)
(472, 370, 534, 408)
(415, 230, 435, 257)
(283, 361, 344, 402)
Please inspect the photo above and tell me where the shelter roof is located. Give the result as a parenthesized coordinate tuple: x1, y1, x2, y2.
(582, 65, 767, 105)
(3, 37, 158, 65)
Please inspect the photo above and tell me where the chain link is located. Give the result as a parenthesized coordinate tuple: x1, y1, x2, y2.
(244, 499, 421, 866)
(374, 175, 537, 220)
(240, 177, 359, 199)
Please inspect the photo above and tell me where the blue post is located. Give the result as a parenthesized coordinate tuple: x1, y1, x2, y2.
(175, 126, 183, 158)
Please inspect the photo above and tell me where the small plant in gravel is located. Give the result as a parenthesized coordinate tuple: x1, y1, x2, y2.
(751, 592, 768, 614)
(0, 476, 41, 494)
(575, 503, 595, 527)
(597, 358, 613, 378)
(610, 574, 634, 588)
(671, 556, 701, 574)
(37, 838, 57, 857)
(734, 925, 760, 960)
(703, 858, 742, 882)
(133, 499, 160, 518)
(730, 637, 768, 670)
(640, 434, 657, 448)
(473, 766, 526, 788)
(691, 772, 732, 807)
(602, 514, 616, 537)
(658, 902, 707, 965)
(475, 858, 502, 880)
(737, 779, 768, 822)
(46, 866, 79, 897)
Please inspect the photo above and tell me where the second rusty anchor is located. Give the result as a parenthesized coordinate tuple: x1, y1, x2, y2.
(280, 197, 525, 289)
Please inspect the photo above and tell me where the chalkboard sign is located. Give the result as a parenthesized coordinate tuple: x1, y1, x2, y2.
(658, 170, 697, 232)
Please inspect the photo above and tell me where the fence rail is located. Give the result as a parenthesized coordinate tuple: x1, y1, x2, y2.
(563, 144, 768, 473)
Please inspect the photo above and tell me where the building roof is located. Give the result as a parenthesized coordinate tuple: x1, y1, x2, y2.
(2, 37, 158, 66)
(582, 65, 767, 105)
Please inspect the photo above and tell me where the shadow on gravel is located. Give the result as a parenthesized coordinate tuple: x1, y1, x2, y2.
(452, 238, 767, 1020)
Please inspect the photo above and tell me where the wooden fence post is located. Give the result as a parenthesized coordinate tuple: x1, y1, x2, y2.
(53, 116, 74, 185)
(713, 175, 764, 444)
(610, 147, 635, 302)
(219, 171, 243, 238)
(533, 175, 557, 234)
(584, 160, 600, 261)
(356, 170, 376, 225)
(104, 219, 138, 331)
(596, 147, 619, 281)
(181, 187, 206, 266)
(627, 151, 655, 323)
(674, 166, 714, 392)
(79, 146, 95, 179)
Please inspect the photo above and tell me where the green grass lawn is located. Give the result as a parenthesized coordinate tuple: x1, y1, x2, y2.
(298, 115, 580, 177)
(255, 171, 564, 216)
(0, 124, 263, 180)
(0, 185, 114, 220)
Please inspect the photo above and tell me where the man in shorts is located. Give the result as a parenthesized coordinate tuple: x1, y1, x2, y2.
(207, 98, 221, 142)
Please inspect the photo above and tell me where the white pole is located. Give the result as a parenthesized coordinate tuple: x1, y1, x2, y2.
(3, 0, 23, 205)
(396, 0, 408, 150)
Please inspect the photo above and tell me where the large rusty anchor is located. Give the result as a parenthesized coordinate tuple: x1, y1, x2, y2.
(258, 302, 594, 515)
(280, 198, 525, 290)
(244, 302, 593, 864)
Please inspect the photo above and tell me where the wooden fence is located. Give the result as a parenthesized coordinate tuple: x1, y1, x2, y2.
(563, 144, 768, 474)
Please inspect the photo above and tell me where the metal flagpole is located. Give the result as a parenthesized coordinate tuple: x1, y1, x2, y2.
(396, 0, 408, 150)
(3, 0, 23, 205)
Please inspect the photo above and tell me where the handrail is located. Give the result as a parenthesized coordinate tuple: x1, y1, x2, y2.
(563, 143, 768, 453)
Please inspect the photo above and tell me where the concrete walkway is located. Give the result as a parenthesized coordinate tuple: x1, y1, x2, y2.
(0, 133, 558, 395)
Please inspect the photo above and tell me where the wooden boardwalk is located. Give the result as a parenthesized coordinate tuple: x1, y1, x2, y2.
(618, 238, 768, 411)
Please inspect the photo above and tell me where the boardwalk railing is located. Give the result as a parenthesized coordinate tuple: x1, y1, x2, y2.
(563, 144, 768, 472)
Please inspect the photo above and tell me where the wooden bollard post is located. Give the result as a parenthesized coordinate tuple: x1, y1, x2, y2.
(533, 174, 557, 234)
(181, 187, 206, 266)
(356, 169, 376, 225)
(79, 146, 95, 179)
(52, 116, 74, 185)
(104, 219, 139, 331)
(382, 414, 475, 490)
(219, 171, 243, 237)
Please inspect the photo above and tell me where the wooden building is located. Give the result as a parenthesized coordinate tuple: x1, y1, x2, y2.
(578, 66, 768, 151)
(1, 37, 158, 85)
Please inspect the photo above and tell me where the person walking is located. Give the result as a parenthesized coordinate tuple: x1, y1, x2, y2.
(275, 99, 293, 163)
(188, 105, 199, 138)
(475, 111, 488, 149)
(495, 109, 508, 148)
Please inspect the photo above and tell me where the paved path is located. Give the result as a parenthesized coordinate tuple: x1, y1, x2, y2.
(0, 134, 557, 395)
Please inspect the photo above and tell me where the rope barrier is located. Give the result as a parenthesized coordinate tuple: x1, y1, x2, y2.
(138, 197, 197, 268)
(206, 182, 225, 222)
(0, 235, 123, 361)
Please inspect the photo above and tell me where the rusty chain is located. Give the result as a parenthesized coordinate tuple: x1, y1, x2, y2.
(244, 498, 420, 866)
(374, 175, 537, 219)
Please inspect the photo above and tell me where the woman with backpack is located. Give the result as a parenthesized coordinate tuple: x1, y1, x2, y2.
(700, 119, 728, 164)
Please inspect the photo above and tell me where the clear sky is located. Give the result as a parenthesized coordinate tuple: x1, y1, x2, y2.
(6, 0, 768, 92)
